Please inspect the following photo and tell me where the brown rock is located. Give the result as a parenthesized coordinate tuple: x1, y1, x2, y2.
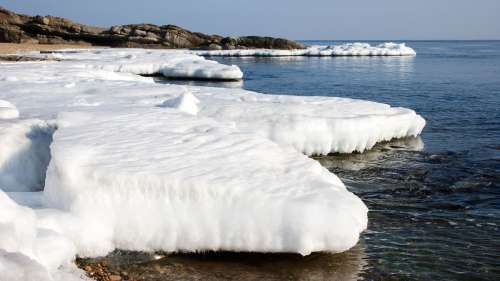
(34, 15, 50, 25)
(132, 29, 147, 37)
(109, 275, 122, 281)
(0, 6, 306, 50)
(207, 43, 222, 50)
(83, 265, 92, 272)
(235, 36, 305, 50)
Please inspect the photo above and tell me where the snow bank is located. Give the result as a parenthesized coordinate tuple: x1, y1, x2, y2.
(193, 42, 416, 57)
(0, 100, 19, 119)
(0, 191, 36, 256)
(0, 191, 83, 281)
(0, 250, 89, 281)
(43, 109, 367, 256)
(0, 250, 51, 281)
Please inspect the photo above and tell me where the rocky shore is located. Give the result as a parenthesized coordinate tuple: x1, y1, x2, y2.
(0, 7, 305, 50)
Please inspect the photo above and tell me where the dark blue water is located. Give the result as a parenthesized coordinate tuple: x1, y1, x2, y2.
(152, 41, 500, 281)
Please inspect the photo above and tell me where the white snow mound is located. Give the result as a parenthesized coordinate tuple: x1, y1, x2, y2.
(159, 88, 200, 115)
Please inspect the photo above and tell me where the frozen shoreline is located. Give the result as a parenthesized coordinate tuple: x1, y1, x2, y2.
(0, 47, 424, 280)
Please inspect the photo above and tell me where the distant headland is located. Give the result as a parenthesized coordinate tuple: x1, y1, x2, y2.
(0, 7, 305, 50)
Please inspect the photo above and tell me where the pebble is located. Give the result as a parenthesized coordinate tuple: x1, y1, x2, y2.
(109, 275, 122, 281)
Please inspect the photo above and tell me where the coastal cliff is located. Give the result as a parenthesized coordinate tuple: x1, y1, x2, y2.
(0, 7, 305, 50)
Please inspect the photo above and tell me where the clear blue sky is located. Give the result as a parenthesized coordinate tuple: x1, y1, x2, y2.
(2, 0, 499, 40)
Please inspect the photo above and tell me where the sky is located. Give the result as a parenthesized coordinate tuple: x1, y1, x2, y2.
(2, 0, 499, 40)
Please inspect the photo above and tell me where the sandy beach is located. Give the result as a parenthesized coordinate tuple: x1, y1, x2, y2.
(0, 43, 95, 54)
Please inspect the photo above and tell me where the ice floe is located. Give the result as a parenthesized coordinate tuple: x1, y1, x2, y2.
(43, 109, 367, 256)
(194, 88, 425, 155)
(0, 47, 424, 280)
(193, 42, 417, 57)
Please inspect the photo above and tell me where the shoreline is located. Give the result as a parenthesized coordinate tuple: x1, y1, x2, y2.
(0, 42, 95, 54)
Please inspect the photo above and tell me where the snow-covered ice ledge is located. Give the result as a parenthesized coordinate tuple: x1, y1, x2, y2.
(22, 48, 245, 81)
(192, 42, 417, 57)
(0, 48, 424, 280)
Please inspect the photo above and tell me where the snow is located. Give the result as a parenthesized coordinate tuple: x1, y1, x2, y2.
(0, 250, 51, 281)
(0, 191, 36, 256)
(0, 191, 85, 281)
(0, 119, 54, 192)
(193, 42, 417, 57)
(26, 48, 244, 80)
(43, 109, 367, 256)
(159, 87, 200, 115)
(0, 47, 425, 280)
(0, 100, 19, 119)
(193, 88, 425, 155)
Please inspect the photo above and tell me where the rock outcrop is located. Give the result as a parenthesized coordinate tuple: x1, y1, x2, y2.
(0, 7, 305, 50)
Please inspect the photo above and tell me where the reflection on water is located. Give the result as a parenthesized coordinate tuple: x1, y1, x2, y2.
(152, 77, 244, 88)
(318, 137, 500, 281)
